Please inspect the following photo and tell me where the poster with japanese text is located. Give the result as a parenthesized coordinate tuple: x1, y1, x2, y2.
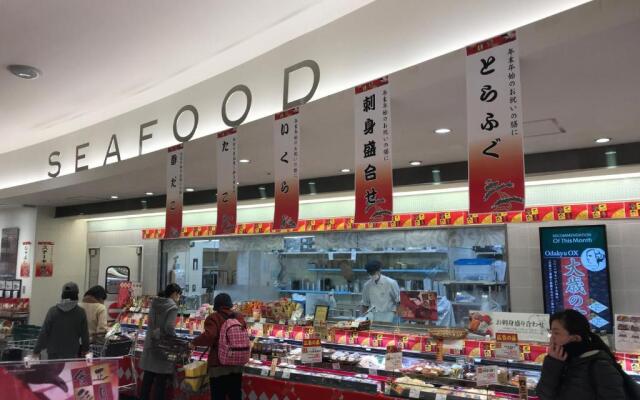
(273, 108, 300, 230)
(35, 241, 54, 277)
(0, 359, 118, 399)
(466, 31, 525, 213)
(216, 129, 238, 235)
(469, 311, 549, 342)
(614, 314, 640, 353)
(540, 225, 613, 332)
(20, 241, 31, 278)
(354, 77, 393, 223)
(165, 144, 184, 239)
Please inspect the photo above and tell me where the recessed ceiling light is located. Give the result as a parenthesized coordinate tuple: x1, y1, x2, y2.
(409, 161, 422, 166)
(239, 159, 251, 164)
(185, 188, 195, 192)
(340, 168, 351, 173)
(604, 151, 617, 156)
(434, 128, 451, 135)
(110, 195, 119, 200)
(7, 64, 41, 80)
(595, 137, 611, 144)
(145, 192, 154, 196)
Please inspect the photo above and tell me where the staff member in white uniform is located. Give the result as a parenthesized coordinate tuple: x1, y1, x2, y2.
(361, 260, 401, 322)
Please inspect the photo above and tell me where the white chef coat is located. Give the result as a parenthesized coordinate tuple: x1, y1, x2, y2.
(361, 274, 401, 322)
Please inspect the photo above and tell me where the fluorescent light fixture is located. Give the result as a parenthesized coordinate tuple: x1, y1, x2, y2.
(110, 195, 119, 199)
(340, 168, 351, 173)
(595, 137, 611, 144)
(434, 128, 451, 134)
(185, 188, 195, 192)
(145, 192, 154, 196)
(239, 159, 251, 163)
(409, 161, 422, 166)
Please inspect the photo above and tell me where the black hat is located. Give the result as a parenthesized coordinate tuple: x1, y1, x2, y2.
(214, 293, 233, 311)
(62, 282, 79, 300)
(364, 260, 383, 275)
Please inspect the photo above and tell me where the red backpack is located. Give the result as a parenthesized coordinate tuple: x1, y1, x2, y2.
(218, 316, 250, 366)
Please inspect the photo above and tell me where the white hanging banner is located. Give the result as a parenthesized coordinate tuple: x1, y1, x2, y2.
(354, 77, 393, 223)
(273, 108, 300, 230)
(466, 31, 525, 214)
(165, 144, 184, 239)
(216, 129, 238, 235)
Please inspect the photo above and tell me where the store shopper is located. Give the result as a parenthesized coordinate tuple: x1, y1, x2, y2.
(140, 283, 182, 400)
(536, 309, 638, 400)
(33, 282, 90, 360)
(192, 293, 248, 400)
(361, 260, 401, 323)
(80, 285, 108, 342)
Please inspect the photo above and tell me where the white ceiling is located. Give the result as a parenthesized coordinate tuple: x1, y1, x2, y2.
(2, 0, 640, 208)
(0, 0, 372, 153)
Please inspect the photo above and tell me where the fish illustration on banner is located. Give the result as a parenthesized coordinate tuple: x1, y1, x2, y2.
(466, 31, 525, 213)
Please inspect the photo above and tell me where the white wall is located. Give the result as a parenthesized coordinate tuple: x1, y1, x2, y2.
(0, 206, 37, 297)
(507, 219, 640, 316)
(31, 208, 88, 325)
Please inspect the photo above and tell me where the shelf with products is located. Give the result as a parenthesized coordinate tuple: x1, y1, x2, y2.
(307, 268, 449, 274)
(277, 249, 449, 256)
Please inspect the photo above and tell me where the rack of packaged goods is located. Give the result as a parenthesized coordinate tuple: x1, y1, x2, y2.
(246, 336, 541, 399)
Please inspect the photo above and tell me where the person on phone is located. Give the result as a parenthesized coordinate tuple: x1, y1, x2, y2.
(140, 283, 182, 400)
(536, 309, 629, 400)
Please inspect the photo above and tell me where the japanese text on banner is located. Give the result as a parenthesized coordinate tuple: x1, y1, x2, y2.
(354, 77, 393, 223)
(273, 108, 300, 230)
(216, 129, 238, 235)
(165, 144, 184, 238)
(466, 31, 525, 214)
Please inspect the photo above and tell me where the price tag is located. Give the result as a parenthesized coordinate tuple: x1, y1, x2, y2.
(385, 350, 403, 371)
(476, 365, 499, 387)
(409, 388, 420, 399)
(332, 362, 340, 370)
(260, 368, 269, 376)
(282, 369, 291, 379)
(518, 375, 529, 400)
(435, 394, 447, 400)
(260, 355, 267, 362)
(368, 368, 377, 376)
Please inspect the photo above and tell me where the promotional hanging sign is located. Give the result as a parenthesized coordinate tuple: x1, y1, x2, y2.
(216, 129, 238, 235)
(165, 144, 184, 239)
(466, 31, 525, 213)
(35, 241, 54, 277)
(19, 241, 31, 278)
(273, 108, 300, 230)
(354, 76, 393, 223)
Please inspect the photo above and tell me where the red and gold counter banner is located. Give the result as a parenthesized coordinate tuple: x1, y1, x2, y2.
(142, 200, 640, 239)
(0, 358, 119, 399)
(165, 144, 184, 239)
(216, 128, 238, 235)
(20, 241, 31, 278)
(354, 77, 393, 223)
(466, 31, 525, 214)
(273, 108, 300, 230)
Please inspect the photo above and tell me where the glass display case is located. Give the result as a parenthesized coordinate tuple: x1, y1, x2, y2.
(160, 225, 509, 327)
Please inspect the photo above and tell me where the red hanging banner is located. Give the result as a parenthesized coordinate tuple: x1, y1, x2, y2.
(216, 129, 238, 235)
(354, 77, 393, 223)
(273, 108, 300, 230)
(466, 31, 525, 213)
(165, 144, 184, 238)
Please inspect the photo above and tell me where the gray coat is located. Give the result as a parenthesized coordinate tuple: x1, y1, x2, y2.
(536, 350, 626, 400)
(34, 299, 90, 359)
(140, 297, 178, 374)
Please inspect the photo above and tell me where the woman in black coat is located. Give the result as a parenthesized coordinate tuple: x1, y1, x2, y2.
(536, 309, 627, 400)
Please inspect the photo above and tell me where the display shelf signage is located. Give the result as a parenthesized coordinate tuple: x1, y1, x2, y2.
(540, 225, 613, 332)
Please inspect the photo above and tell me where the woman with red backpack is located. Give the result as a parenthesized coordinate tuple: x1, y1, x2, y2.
(192, 293, 250, 400)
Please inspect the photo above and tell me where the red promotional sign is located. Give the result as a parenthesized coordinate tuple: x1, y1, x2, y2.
(466, 31, 525, 213)
(35, 241, 54, 277)
(216, 129, 238, 235)
(165, 144, 184, 238)
(20, 241, 31, 278)
(273, 108, 300, 230)
(354, 77, 393, 223)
